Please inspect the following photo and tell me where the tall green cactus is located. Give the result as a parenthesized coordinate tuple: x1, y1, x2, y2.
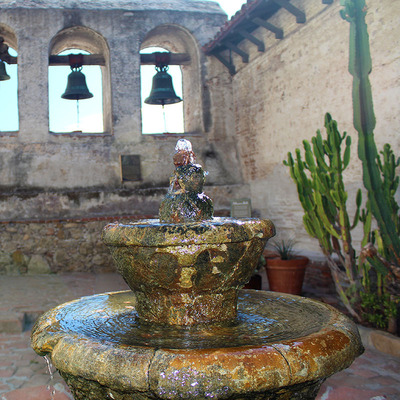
(341, 0, 400, 266)
(284, 114, 363, 321)
(284, 1, 400, 329)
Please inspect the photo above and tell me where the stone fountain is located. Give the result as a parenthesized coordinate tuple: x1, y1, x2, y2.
(31, 139, 363, 400)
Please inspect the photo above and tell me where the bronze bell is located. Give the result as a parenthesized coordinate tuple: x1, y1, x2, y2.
(0, 61, 10, 81)
(61, 67, 93, 100)
(145, 66, 182, 106)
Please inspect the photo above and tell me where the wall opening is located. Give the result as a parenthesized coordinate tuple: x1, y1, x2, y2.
(140, 46, 184, 134)
(141, 25, 204, 135)
(0, 46, 18, 132)
(49, 48, 103, 133)
(49, 26, 111, 134)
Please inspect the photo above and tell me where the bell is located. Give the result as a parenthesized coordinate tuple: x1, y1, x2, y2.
(145, 67, 182, 106)
(0, 61, 10, 81)
(61, 69, 93, 100)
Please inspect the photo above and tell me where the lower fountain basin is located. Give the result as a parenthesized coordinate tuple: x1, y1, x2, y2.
(31, 290, 363, 400)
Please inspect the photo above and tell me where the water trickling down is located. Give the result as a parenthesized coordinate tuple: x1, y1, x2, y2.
(44, 355, 56, 400)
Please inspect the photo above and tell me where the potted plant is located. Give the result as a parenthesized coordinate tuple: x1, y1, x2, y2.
(265, 239, 309, 295)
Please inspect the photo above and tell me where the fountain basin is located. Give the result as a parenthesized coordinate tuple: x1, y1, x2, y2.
(102, 218, 275, 325)
(30, 140, 364, 400)
(31, 290, 363, 400)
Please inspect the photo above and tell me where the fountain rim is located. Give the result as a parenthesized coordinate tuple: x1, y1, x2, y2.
(102, 217, 276, 247)
(31, 290, 363, 395)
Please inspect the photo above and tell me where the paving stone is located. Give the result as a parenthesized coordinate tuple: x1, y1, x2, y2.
(353, 368, 380, 378)
(23, 374, 53, 387)
(1, 385, 70, 400)
(13, 367, 34, 378)
(0, 315, 23, 334)
(370, 330, 400, 358)
(0, 384, 10, 392)
(0, 369, 15, 378)
(316, 385, 394, 399)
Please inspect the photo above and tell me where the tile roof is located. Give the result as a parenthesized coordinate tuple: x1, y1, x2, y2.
(203, 0, 265, 54)
(203, 0, 325, 73)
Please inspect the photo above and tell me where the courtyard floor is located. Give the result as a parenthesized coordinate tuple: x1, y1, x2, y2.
(0, 273, 399, 400)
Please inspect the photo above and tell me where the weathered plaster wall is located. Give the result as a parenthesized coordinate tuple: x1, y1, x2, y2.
(0, 0, 247, 221)
(207, 0, 400, 254)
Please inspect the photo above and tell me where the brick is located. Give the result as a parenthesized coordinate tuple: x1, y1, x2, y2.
(352, 368, 379, 379)
(13, 367, 34, 378)
(0, 315, 23, 334)
(0, 368, 16, 378)
(317, 386, 391, 400)
(1, 385, 70, 400)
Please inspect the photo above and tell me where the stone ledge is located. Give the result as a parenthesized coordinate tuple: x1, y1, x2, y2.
(358, 325, 400, 358)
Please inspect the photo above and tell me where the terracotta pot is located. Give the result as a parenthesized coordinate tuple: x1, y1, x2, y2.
(265, 256, 309, 295)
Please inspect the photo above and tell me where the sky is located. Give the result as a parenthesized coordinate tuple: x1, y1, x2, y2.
(214, 0, 247, 17)
(0, 0, 247, 134)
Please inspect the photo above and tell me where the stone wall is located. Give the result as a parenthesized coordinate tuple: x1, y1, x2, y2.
(0, 1, 247, 221)
(206, 0, 400, 252)
(0, 215, 336, 301)
(0, 182, 251, 274)
(0, 217, 126, 275)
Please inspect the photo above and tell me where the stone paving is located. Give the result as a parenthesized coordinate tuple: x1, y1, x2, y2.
(0, 273, 400, 400)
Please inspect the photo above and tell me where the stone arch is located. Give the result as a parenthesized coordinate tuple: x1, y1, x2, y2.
(0, 24, 17, 50)
(49, 26, 112, 133)
(141, 24, 203, 135)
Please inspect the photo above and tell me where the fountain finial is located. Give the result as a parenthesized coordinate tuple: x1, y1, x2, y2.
(159, 139, 213, 223)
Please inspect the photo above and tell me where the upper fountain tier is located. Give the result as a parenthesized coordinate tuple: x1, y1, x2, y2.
(102, 139, 275, 325)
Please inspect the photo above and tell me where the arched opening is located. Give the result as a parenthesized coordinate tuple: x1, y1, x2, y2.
(48, 27, 111, 134)
(0, 25, 18, 133)
(140, 25, 203, 135)
(140, 46, 184, 134)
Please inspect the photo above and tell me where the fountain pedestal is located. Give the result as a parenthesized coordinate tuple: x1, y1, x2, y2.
(101, 218, 274, 326)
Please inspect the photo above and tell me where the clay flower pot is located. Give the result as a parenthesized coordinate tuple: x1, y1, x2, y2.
(265, 256, 309, 295)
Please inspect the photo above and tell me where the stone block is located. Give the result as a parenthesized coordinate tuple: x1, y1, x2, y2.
(27, 255, 51, 275)
(53, 249, 70, 266)
(0, 313, 24, 333)
(370, 330, 400, 358)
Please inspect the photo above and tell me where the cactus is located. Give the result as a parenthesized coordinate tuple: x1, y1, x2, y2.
(284, 114, 362, 321)
(340, 0, 400, 266)
(285, 115, 399, 327)
(284, 1, 400, 328)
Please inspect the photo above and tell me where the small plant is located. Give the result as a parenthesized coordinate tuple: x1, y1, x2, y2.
(360, 291, 397, 330)
(271, 239, 296, 260)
